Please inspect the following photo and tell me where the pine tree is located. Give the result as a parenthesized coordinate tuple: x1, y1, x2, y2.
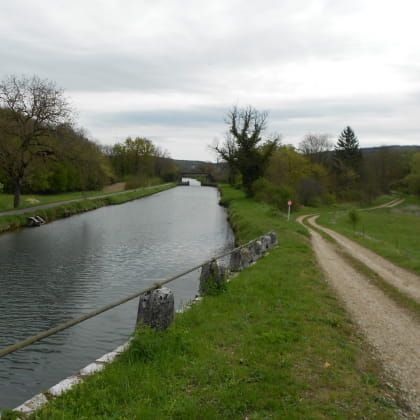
(334, 126, 362, 172)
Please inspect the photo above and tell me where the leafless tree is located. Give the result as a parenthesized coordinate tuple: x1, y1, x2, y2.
(0, 75, 72, 207)
(298, 133, 333, 164)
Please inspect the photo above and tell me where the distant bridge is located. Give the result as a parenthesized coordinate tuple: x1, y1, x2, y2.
(179, 172, 214, 183)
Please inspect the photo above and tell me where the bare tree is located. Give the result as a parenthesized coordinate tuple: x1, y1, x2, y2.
(0, 75, 72, 207)
(298, 133, 332, 164)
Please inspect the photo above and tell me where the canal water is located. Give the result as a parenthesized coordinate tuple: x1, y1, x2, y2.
(0, 184, 234, 409)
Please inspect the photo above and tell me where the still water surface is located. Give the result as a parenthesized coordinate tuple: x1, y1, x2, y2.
(0, 185, 234, 409)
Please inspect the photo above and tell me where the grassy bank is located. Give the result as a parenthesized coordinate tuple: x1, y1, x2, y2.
(4, 185, 406, 419)
(0, 190, 108, 212)
(316, 197, 420, 275)
(0, 184, 175, 235)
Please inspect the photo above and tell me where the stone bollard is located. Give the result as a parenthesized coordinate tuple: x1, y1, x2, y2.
(252, 240, 263, 259)
(261, 235, 271, 250)
(230, 249, 243, 271)
(240, 247, 251, 269)
(136, 287, 174, 330)
(248, 243, 258, 263)
(268, 231, 277, 246)
(199, 260, 226, 295)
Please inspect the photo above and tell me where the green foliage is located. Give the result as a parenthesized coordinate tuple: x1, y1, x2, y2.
(215, 106, 279, 196)
(0, 408, 21, 419)
(333, 126, 363, 196)
(335, 126, 362, 171)
(0, 75, 73, 207)
(403, 152, 420, 196)
(348, 208, 361, 231)
(252, 178, 294, 211)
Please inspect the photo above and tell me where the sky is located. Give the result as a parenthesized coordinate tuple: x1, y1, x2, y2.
(1, 0, 419, 161)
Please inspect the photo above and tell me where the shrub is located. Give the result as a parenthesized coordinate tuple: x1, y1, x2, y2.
(252, 178, 296, 211)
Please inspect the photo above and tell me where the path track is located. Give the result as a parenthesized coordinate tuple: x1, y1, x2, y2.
(298, 206, 420, 416)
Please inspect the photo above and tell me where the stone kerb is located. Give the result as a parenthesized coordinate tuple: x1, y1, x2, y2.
(136, 287, 174, 331)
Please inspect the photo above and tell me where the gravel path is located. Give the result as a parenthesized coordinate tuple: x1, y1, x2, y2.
(298, 214, 420, 416)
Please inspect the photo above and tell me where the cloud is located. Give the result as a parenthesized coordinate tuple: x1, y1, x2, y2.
(1, 0, 419, 160)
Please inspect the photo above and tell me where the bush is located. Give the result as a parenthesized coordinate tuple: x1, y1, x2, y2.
(252, 178, 296, 211)
(297, 178, 325, 206)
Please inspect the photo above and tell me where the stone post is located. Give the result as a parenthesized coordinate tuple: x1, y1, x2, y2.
(136, 287, 174, 330)
(199, 260, 226, 295)
(230, 249, 243, 271)
(261, 235, 271, 250)
(268, 231, 277, 246)
(252, 240, 263, 259)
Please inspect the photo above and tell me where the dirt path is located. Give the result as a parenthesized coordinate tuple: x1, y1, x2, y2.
(309, 215, 420, 302)
(298, 215, 420, 416)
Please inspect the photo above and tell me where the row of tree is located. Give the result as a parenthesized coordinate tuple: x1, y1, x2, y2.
(1, 76, 418, 210)
(214, 106, 420, 209)
(0, 75, 179, 208)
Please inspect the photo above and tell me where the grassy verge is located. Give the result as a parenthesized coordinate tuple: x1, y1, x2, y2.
(301, 215, 420, 320)
(5, 185, 407, 419)
(0, 190, 108, 212)
(0, 179, 169, 212)
(0, 184, 175, 235)
(316, 198, 420, 275)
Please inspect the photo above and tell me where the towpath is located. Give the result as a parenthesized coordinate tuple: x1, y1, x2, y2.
(298, 203, 420, 416)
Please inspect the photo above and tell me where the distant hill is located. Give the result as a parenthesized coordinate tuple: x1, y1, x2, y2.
(173, 159, 219, 172)
(360, 145, 420, 155)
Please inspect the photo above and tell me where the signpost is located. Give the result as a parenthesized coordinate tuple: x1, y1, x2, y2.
(287, 200, 293, 221)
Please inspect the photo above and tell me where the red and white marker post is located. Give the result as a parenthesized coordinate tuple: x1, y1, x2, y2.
(287, 200, 293, 221)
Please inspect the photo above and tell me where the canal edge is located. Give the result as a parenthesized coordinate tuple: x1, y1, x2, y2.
(7, 295, 207, 418)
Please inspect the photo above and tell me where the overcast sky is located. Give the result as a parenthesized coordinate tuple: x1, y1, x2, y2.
(1, 0, 419, 161)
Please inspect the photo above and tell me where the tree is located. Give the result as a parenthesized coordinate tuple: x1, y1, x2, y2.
(333, 126, 362, 194)
(0, 75, 72, 207)
(215, 106, 280, 196)
(403, 152, 420, 196)
(298, 133, 332, 165)
(334, 126, 362, 172)
(109, 136, 160, 178)
(214, 134, 238, 185)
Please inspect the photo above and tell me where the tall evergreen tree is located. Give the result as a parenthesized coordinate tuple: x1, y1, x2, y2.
(334, 126, 362, 172)
(332, 126, 363, 194)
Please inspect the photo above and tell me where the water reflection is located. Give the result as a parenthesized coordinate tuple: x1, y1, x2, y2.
(0, 186, 234, 409)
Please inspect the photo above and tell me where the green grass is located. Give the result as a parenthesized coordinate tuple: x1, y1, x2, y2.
(0, 190, 106, 212)
(6, 185, 407, 419)
(0, 184, 175, 235)
(316, 197, 420, 275)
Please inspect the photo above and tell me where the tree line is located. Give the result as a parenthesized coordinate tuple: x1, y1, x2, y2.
(1, 76, 418, 210)
(0, 75, 178, 208)
(214, 106, 420, 209)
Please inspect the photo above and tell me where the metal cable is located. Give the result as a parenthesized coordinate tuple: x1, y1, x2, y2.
(0, 238, 257, 358)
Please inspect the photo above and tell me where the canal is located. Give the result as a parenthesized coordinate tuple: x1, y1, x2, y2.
(0, 184, 234, 409)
